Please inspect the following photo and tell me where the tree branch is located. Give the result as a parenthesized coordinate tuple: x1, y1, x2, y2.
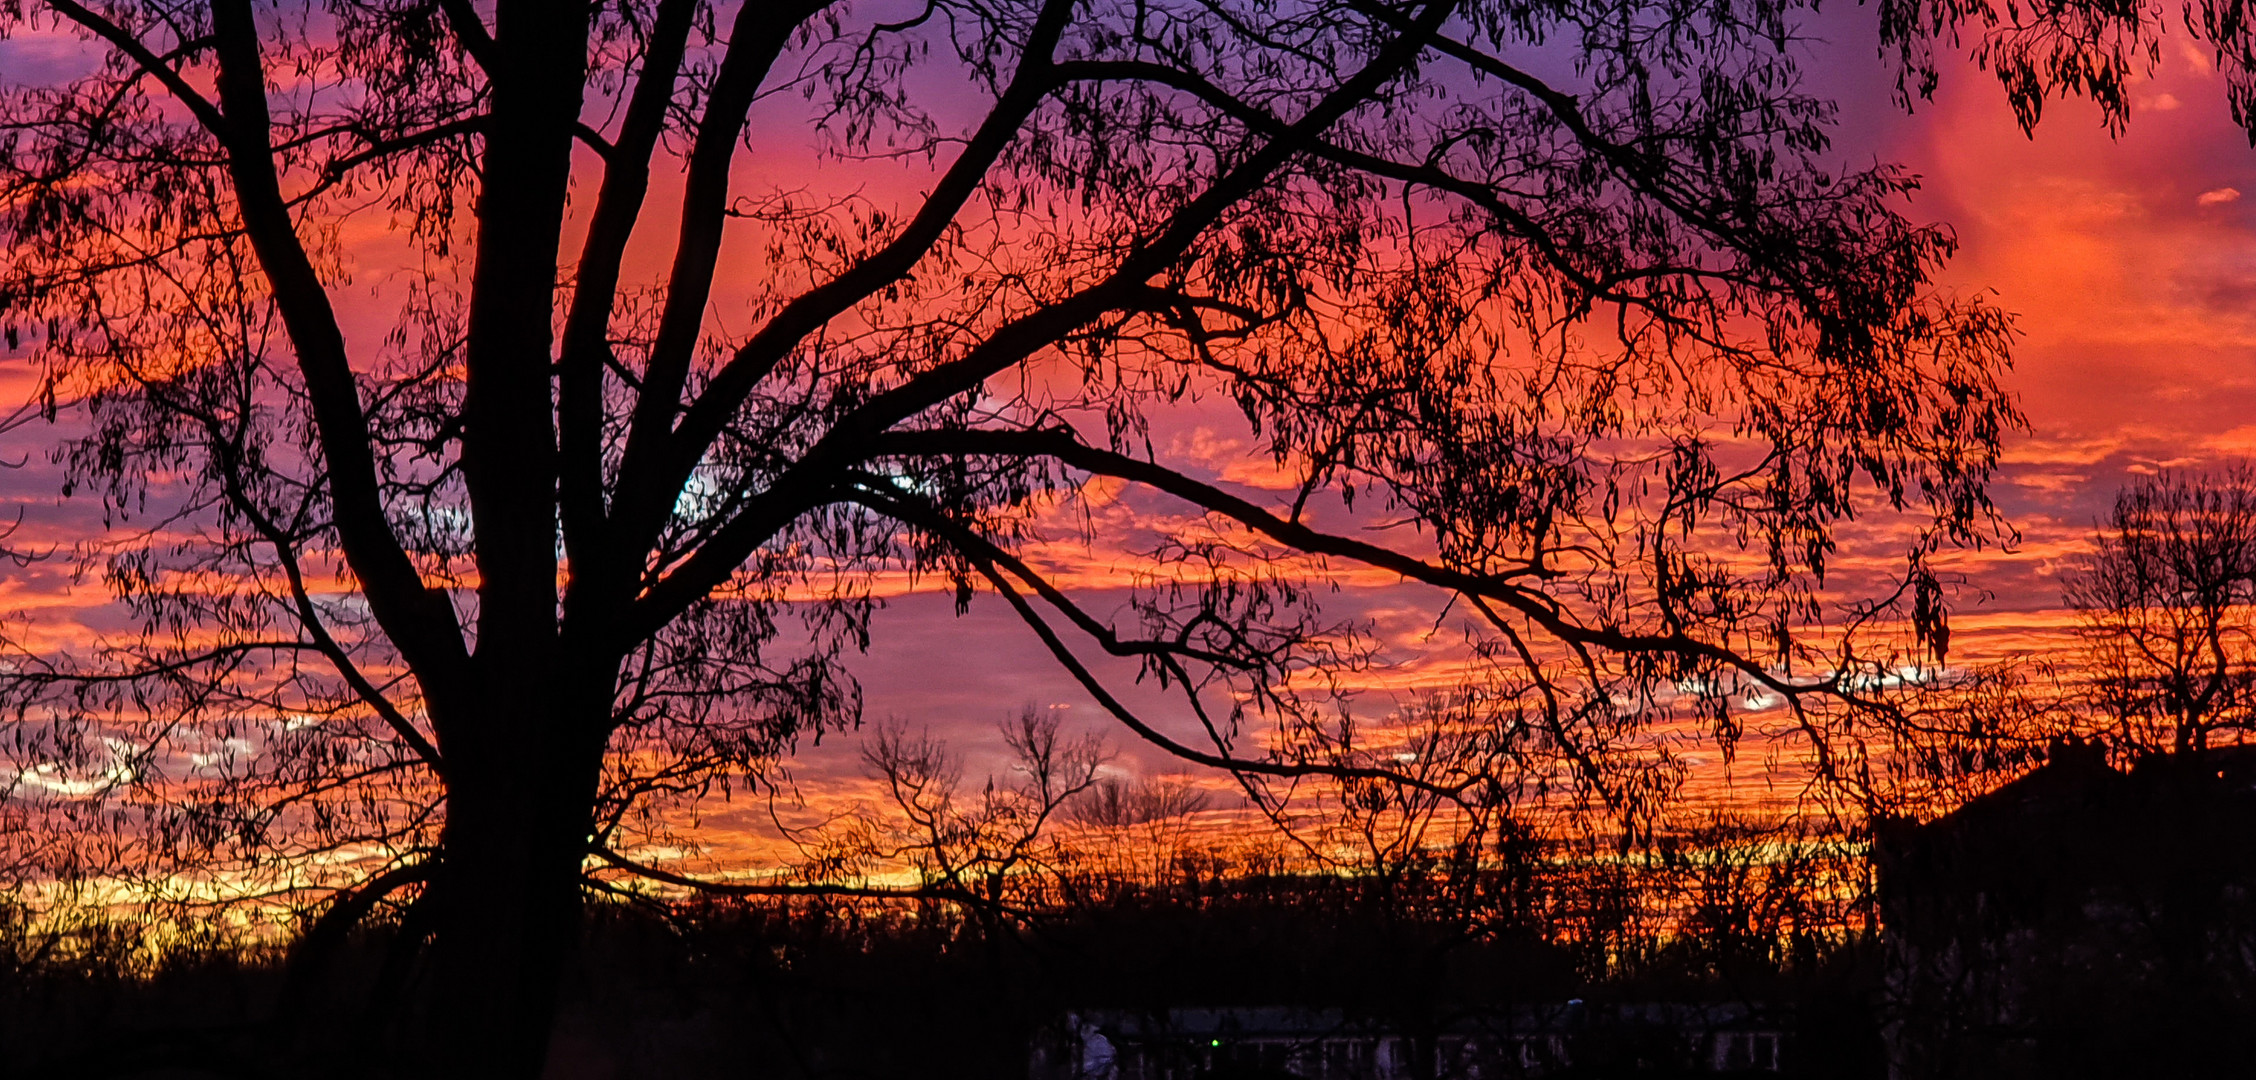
(869, 426, 1847, 706)
(436, 0, 495, 73)
(610, 0, 1067, 559)
(847, 485, 1470, 799)
(559, 0, 700, 612)
(588, 844, 993, 905)
(277, 857, 435, 1027)
(41, 0, 227, 136)
(206, 0, 470, 689)
(622, 3, 1461, 641)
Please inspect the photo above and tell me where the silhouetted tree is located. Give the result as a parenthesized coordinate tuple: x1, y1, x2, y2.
(2063, 466, 2256, 755)
(1879, 0, 2256, 138)
(857, 708, 1105, 916)
(1069, 774, 1212, 832)
(0, 0, 2016, 1073)
(1899, 467, 2256, 788)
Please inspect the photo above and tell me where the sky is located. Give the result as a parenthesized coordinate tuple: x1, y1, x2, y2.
(4, 5, 2256, 877)
(698, 17, 2256, 863)
(805, 15, 2256, 841)
(1877, 37, 2256, 646)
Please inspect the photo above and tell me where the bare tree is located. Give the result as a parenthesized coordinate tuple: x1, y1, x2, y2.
(1067, 774, 1212, 832)
(2063, 466, 2256, 755)
(1868, 468, 2256, 804)
(858, 708, 1106, 915)
(0, 0, 2017, 1072)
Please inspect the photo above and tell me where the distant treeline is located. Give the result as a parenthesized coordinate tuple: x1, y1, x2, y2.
(0, 814, 1885, 1080)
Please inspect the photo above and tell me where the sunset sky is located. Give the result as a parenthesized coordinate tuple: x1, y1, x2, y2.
(4, 5, 2255, 870)
(801, 18, 2256, 824)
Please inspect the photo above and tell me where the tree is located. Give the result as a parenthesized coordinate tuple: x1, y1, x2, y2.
(1857, 0, 2256, 798)
(1878, 0, 2256, 139)
(1875, 470, 2256, 805)
(0, 0, 2016, 1073)
(2062, 466, 2256, 754)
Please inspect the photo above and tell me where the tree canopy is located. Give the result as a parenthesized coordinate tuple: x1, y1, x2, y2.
(0, 0, 2018, 1073)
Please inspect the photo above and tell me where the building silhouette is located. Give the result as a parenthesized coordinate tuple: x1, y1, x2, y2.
(1876, 739, 2256, 1079)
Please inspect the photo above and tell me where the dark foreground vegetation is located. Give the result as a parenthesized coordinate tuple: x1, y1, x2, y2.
(0, 866, 1886, 1080)
(16, 734, 2256, 1080)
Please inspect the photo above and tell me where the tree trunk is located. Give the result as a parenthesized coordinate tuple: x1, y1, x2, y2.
(421, 660, 611, 1079)
(424, 775, 591, 1078)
